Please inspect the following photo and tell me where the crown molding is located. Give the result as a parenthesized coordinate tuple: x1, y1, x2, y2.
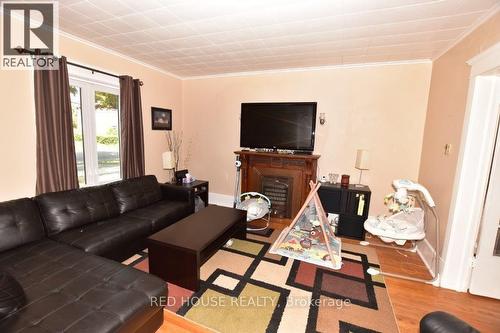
(467, 41, 500, 77)
(433, 4, 500, 61)
(183, 59, 432, 80)
(57, 30, 183, 80)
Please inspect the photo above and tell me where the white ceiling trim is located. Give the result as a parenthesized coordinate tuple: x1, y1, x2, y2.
(184, 59, 432, 80)
(58, 30, 183, 80)
(433, 3, 500, 61)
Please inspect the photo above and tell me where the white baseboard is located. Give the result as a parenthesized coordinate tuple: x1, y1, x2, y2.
(209, 192, 233, 207)
(416, 238, 440, 286)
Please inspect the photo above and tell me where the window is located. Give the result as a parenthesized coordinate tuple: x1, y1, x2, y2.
(70, 73, 120, 187)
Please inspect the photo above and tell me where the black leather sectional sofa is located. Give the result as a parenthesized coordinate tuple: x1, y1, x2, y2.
(0, 175, 194, 333)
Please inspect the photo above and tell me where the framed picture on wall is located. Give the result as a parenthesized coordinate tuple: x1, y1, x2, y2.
(151, 107, 172, 130)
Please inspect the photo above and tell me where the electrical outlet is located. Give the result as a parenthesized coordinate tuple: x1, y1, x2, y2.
(444, 143, 452, 156)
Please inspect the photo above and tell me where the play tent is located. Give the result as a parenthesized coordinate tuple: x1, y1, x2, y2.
(270, 182, 342, 269)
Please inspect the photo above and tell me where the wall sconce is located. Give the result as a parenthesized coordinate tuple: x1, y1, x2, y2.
(319, 113, 326, 125)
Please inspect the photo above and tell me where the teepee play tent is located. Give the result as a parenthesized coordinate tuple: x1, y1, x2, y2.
(270, 182, 342, 270)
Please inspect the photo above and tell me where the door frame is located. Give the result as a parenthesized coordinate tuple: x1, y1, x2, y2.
(440, 42, 500, 291)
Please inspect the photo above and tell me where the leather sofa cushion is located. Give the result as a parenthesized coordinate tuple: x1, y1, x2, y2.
(50, 216, 151, 256)
(0, 271, 25, 319)
(111, 175, 162, 214)
(36, 185, 120, 236)
(0, 240, 166, 333)
(0, 198, 45, 252)
(125, 200, 193, 232)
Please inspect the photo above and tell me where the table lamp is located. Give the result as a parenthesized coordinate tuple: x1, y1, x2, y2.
(355, 149, 369, 187)
(162, 151, 175, 182)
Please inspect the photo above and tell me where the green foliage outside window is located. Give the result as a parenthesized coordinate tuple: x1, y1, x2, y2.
(95, 91, 119, 110)
(97, 135, 119, 145)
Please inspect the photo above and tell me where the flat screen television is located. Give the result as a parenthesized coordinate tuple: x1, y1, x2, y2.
(240, 102, 317, 152)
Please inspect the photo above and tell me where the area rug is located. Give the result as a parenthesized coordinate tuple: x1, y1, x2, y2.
(123, 229, 399, 333)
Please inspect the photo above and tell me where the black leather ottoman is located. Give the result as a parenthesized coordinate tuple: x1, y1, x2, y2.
(420, 311, 479, 333)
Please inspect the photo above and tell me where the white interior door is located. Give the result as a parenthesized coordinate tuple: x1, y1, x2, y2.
(469, 75, 500, 299)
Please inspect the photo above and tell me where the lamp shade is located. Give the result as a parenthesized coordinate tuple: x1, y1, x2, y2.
(162, 151, 175, 169)
(355, 149, 369, 170)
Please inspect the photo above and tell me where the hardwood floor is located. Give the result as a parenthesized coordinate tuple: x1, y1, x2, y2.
(158, 311, 216, 333)
(344, 235, 433, 280)
(354, 236, 500, 332)
(384, 277, 500, 333)
(158, 225, 500, 333)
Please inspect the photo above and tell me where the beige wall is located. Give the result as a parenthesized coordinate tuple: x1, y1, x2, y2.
(418, 12, 500, 252)
(0, 34, 182, 201)
(182, 63, 432, 214)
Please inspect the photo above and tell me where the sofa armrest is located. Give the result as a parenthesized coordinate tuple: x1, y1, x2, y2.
(159, 184, 195, 212)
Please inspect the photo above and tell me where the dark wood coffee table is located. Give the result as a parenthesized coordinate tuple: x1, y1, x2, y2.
(147, 205, 247, 291)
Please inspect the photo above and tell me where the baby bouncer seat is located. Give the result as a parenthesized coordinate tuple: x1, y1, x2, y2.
(362, 179, 440, 284)
(364, 208, 425, 245)
(236, 192, 271, 231)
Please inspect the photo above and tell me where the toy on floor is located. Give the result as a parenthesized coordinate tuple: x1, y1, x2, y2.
(270, 182, 342, 269)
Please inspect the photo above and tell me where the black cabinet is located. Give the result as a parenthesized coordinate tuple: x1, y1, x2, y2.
(318, 183, 371, 240)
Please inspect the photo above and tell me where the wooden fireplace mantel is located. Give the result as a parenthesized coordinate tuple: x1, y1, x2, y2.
(235, 150, 320, 223)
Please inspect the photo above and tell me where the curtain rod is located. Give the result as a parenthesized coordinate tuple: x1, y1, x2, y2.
(14, 47, 144, 86)
(67, 61, 144, 86)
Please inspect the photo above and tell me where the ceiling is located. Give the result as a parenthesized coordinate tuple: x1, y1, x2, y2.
(58, 0, 500, 78)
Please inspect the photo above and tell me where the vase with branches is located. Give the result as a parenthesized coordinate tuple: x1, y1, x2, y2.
(166, 131, 182, 172)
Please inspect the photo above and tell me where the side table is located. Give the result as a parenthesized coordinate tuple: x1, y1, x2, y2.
(164, 180, 209, 207)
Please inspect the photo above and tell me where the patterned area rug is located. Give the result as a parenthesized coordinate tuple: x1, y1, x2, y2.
(123, 229, 399, 333)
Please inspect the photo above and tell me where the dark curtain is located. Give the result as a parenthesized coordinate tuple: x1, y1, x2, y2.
(34, 56, 79, 195)
(119, 76, 145, 179)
